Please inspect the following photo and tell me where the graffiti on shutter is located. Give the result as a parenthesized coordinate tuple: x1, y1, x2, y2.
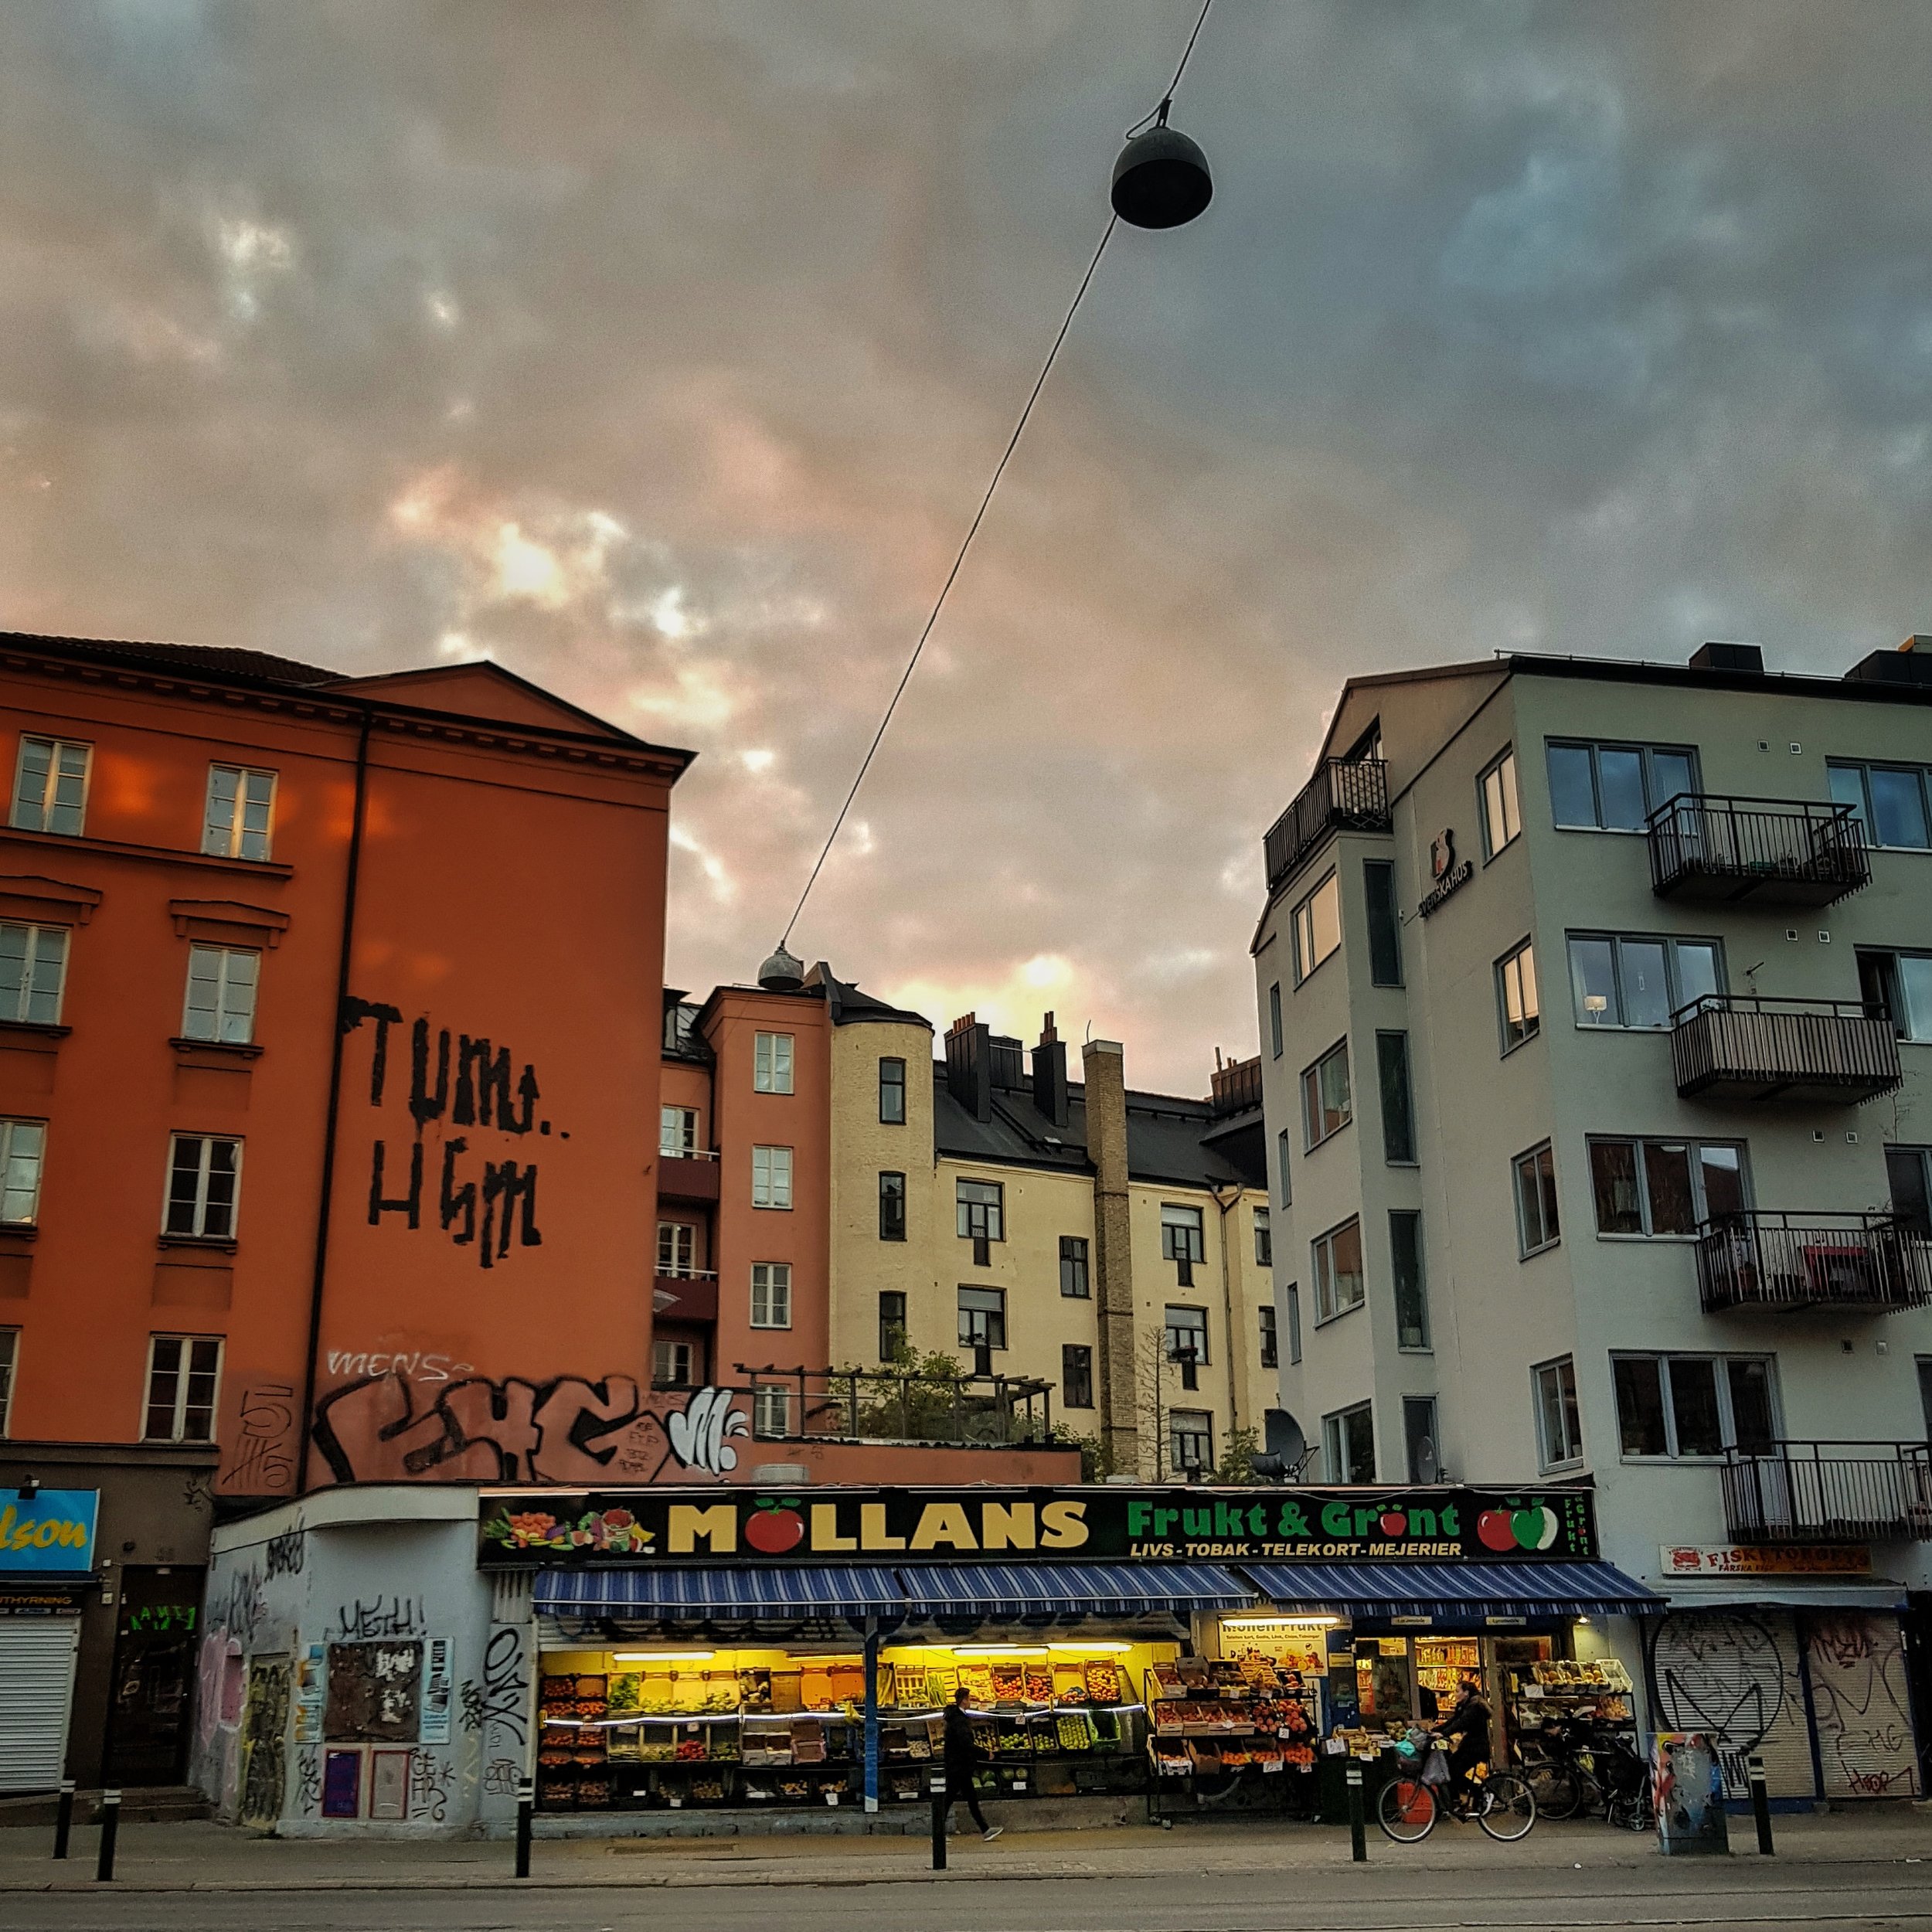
(1804, 1611, 1920, 1799)
(1647, 1609, 1816, 1800)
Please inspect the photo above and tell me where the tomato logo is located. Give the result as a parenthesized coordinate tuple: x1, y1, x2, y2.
(745, 1498, 805, 1554)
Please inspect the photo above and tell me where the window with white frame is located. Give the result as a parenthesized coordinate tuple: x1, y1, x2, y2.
(182, 944, 259, 1045)
(1169, 1409, 1213, 1475)
(0, 1328, 15, 1435)
(1534, 1356, 1583, 1470)
(1161, 1202, 1206, 1284)
(143, 1334, 222, 1443)
(202, 765, 276, 860)
(656, 1222, 697, 1277)
(1589, 1136, 1747, 1236)
(1611, 1352, 1777, 1460)
(1828, 759, 1932, 850)
(0, 922, 68, 1026)
(1569, 932, 1722, 1029)
(653, 1338, 696, 1389)
(0, 1120, 44, 1226)
(750, 1261, 791, 1328)
(1253, 1206, 1272, 1268)
(751, 1144, 793, 1209)
(1513, 1141, 1560, 1256)
(752, 1385, 792, 1438)
(1292, 871, 1342, 984)
(1301, 1038, 1352, 1148)
(753, 1030, 794, 1094)
(660, 1105, 699, 1156)
(957, 1284, 1005, 1350)
(1480, 747, 1522, 858)
(1311, 1216, 1364, 1323)
(1322, 1401, 1375, 1482)
(1496, 938, 1539, 1052)
(1546, 739, 1698, 832)
(10, 736, 91, 836)
(163, 1134, 242, 1240)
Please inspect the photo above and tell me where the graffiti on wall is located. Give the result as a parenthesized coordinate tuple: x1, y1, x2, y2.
(1805, 1612, 1921, 1798)
(223, 1384, 298, 1494)
(1648, 1610, 1812, 1798)
(311, 1375, 750, 1485)
(238, 1657, 292, 1828)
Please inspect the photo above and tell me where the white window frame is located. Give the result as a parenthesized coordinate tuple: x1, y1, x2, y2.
(0, 1118, 47, 1226)
(1300, 1037, 1352, 1149)
(162, 1133, 243, 1240)
(202, 764, 277, 861)
(0, 1327, 16, 1435)
(10, 736, 92, 837)
(142, 1333, 223, 1444)
(1480, 747, 1522, 859)
(1588, 1134, 1750, 1238)
(1495, 937, 1539, 1054)
(182, 944, 260, 1045)
(1512, 1141, 1560, 1257)
(0, 922, 69, 1026)
(750, 1261, 792, 1328)
(1533, 1355, 1583, 1471)
(1322, 1400, 1376, 1482)
(653, 1338, 696, 1388)
(753, 1031, 794, 1094)
(1567, 931, 1724, 1030)
(1611, 1351, 1780, 1463)
(656, 1221, 696, 1277)
(1311, 1216, 1365, 1325)
(751, 1144, 793, 1209)
(753, 1385, 793, 1437)
(660, 1105, 699, 1156)
(1291, 870, 1341, 985)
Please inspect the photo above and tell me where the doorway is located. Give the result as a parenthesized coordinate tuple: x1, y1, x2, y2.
(102, 1566, 204, 1786)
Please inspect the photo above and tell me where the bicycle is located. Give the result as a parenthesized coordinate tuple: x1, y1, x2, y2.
(1376, 1739, 1536, 1844)
(1519, 1717, 1601, 1822)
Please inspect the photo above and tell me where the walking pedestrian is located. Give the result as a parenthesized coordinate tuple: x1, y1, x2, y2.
(941, 1685, 1003, 1840)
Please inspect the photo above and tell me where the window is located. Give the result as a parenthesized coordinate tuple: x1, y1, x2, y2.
(751, 1145, 793, 1209)
(1170, 1410, 1213, 1475)
(0, 1120, 43, 1226)
(0, 1328, 14, 1435)
(1886, 1145, 1932, 1236)
(1259, 1306, 1278, 1369)
(1859, 949, 1932, 1043)
(1403, 1396, 1438, 1482)
(143, 1335, 222, 1443)
(879, 1291, 907, 1362)
(957, 1285, 1005, 1351)
(164, 1134, 242, 1240)
(654, 1338, 696, 1388)
(1389, 1209, 1429, 1350)
(1611, 1353, 1777, 1460)
(1277, 1130, 1292, 1208)
(1512, 1141, 1560, 1256)
(1534, 1357, 1583, 1470)
(1268, 982, 1283, 1057)
(1292, 871, 1342, 983)
(1546, 739, 1697, 831)
(1568, 932, 1722, 1029)
(202, 765, 276, 860)
(753, 1386, 792, 1437)
(1322, 1402, 1375, 1482)
(1253, 1207, 1272, 1268)
(1165, 1304, 1209, 1382)
(1588, 1136, 1747, 1236)
(1375, 1032, 1414, 1164)
(1301, 1039, 1352, 1148)
(0, 923, 67, 1026)
(876, 1171, 906, 1242)
(1364, 859, 1402, 986)
(1059, 1235, 1090, 1298)
(182, 944, 259, 1046)
(1481, 749, 1522, 858)
(1828, 760, 1932, 851)
(656, 1221, 696, 1276)
(660, 1106, 699, 1156)
(753, 1031, 794, 1094)
(1285, 1284, 1302, 1364)
(750, 1261, 792, 1328)
(1311, 1216, 1365, 1323)
(877, 1056, 907, 1124)
(1161, 1204, 1205, 1285)
(1495, 939, 1539, 1053)
(10, 736, 90, 836)
(956, 1178, 1004, 1264)
(1062, 1344, 1094, 1409)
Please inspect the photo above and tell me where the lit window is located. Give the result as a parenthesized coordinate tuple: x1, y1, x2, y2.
(1292, 871, 1341, 984)
(1589, 1137, 1747, 1236)
(182, 944, 259, 1045)
(1301, 1039, 1352, 1148)
(1481, 748, 1522, 857)
(1321, 1402, 1375, 1482)
(659, 1106, 699, 1156)
(1534, 1357, 1583, 1470)
(753, 1032, 794, 1094)
(0, 923, 68, 1026)
(1512, 1142, 1560, 1256)
(1311, 1216, 1364, 1324)
(202, 765, 276, 861)
(0, 1120, 43, 1226)
(750, 1261, 791, 1328)
(1611, 1353, 1777, 1461)
(751, 1145, 793, 1209)
(164, 1134, 243, 1240)
(10, 736, 91, 836)
(143, 1335, 222, 1443)
(1496, 939, 1539, 1053)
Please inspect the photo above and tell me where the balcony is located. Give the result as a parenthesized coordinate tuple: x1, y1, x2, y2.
(1264, 758, 1389, 893)
(1721, 1440, 1932, 1544)
(658, 1148, 721, 1203)
(1647, 794, 1869, 905)
(652, 1270, 718, 1322)
(732, 1365, 1057, 1446)
(1694, 1210, 1932, 1315)
(1671, 994, 1902, 1104)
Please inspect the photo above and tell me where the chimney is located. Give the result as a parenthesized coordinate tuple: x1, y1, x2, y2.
(1082, 1037, 1138, 1476)
(944, 1012, 992, 1123)
(1032, 1012, 1070, 1128)
(1688, 641, 1764, 675)
(1845, 636, 1932, 688)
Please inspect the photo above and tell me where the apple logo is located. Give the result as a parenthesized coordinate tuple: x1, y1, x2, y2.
(1378, 1512, 1408, 1539)
(745, 1498, 805, 1555)
(1475, 1509, 1518, 1553)
(1512, 1505, 1559, 1552)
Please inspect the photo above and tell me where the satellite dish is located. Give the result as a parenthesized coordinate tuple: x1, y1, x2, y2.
(1252, 1407, 1307, 1482)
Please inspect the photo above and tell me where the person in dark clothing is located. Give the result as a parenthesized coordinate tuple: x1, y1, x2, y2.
(1439, 1672, 1493, 1810)
(941, 1685, 1003, 1840)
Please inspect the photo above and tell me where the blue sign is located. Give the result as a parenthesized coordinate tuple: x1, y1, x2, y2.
(0, 1490, 99, 1573)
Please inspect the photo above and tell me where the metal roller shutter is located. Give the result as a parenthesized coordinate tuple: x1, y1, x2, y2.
(1804, 1611, 1922, 1800)
(0, 1619, 80, 1794)
(1648, 1607, 1817, 1799)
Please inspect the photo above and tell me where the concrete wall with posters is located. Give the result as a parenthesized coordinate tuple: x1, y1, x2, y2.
(192, 1485, 519, 1838)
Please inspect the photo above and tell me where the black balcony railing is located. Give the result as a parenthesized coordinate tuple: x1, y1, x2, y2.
(1721, 1440, 1932, 1544)
(1264, 758, 1390, 892)
(1694, 1209, 1932, 1314)
(727, 1364, 1056, 1446)
(1671, 993, 1903, 1104)
(1647, 794, 1869, 904)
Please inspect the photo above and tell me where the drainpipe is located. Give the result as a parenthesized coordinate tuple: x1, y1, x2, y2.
(296, 708, 372, 1494)
(1209, 1182, 1243, 1437)
(1082, 1039, 1138, 1478)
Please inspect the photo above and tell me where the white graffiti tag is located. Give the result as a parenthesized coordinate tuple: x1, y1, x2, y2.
(665, 1386, 750, 1475)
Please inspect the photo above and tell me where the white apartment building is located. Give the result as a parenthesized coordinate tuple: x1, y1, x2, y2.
(1253, 636, 1932, 1804)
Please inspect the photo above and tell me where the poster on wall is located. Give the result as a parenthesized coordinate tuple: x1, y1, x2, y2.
(420, 1639, 453, 1745)
(321, 1749, 362, 1819)
(293, 1645, 327, 1744)
(369, 1749, 410, 1821)
(1217, 1621, 1329, 1675)
(323, 1641, 423, 1743)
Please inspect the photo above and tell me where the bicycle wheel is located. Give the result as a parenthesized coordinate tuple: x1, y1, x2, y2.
(1526, 1763, 1581, 1821)
(1475, 1770, 1536, 1842)
(1377, 1775, 1437, 1843)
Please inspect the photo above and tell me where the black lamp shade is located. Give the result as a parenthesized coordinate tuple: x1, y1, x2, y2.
(1110, 124, 1213, 230)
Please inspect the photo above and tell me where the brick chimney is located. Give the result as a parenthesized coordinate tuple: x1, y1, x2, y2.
(1032, 1012, 1070, 1128)
(1082, 1037, 1138, 1475)
(944, 1012, 992, 1123)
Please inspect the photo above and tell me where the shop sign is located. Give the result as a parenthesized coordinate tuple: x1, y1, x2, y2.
(1660, 1543, 1872, 1578)
(0, 1488, 98, 1574)
(1417, 828, 1474, 917)
(0, 1583, 87, 1616)
(481, 1485, 1598, 1566)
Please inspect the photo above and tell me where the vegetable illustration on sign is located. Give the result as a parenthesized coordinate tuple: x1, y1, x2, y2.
(1477, 1502, 1560, 1552)
(744, 1499, 805, 1555)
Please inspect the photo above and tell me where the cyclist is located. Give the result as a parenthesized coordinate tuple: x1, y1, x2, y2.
(1438, 1672, 1493, 1813)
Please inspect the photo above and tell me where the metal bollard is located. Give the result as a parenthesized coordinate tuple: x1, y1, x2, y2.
(95, 1790, 120, 1883)
(930, 1772, 947, 1871)
(514, 1778, 533, 1879)
(1346, 1762, 1366, 1863)
(1747, 1753, 1774, 1856)
(52, 1781, 74, 1861)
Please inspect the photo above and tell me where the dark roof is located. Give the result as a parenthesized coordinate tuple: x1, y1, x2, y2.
(2, 631, 340, 686)
(810, 965, 932, 1029)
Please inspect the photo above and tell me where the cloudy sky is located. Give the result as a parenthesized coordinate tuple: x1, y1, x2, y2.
(6, 2, 1932, 1090)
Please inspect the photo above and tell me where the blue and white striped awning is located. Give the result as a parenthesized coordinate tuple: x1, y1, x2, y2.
(896, 1562, 1255, 1617)
(1237, 1560, 1662, 1619)
(536, 1565, 907, 1619)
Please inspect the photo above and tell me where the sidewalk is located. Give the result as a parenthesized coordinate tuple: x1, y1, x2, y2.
(0, 1806, 1927, 1891)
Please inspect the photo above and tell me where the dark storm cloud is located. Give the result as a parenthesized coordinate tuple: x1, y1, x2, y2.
(5, 1, 1932, 1087)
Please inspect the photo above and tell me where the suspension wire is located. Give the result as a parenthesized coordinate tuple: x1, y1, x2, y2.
(778, 0, 1218, 951)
